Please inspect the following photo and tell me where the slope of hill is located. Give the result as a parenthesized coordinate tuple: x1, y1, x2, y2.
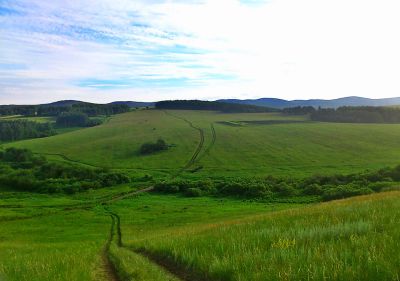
(219, 96, 400, 108)
(133, 191, 400, 281)
(6, 109, 400, 178)
(42, 100, 85, 107)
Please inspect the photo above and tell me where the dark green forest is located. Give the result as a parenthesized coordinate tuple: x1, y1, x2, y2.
(0, 102, 130, 117)
(0, 120, 56, 141)
(155, 100, 277, 113)
(310, 106, 400, 123)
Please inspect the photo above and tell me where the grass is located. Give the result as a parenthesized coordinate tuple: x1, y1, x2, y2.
(6, 109, 400, 179)
(0, 115, 55, 123)
(1, 183, 399, 280)
(1, 109, 400, 280)
(132, 191, 400, 281)
(0, 209, 109, 281)
(0, 192, 300, 281)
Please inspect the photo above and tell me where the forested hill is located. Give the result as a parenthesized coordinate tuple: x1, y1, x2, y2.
(0, 102, 130, 117)
(155, 100, 278, 113)
(219, 96, 400, 109)
(310, 106, 400, 123)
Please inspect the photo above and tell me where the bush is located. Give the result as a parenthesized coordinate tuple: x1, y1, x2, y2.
(185, 188, 203, 197)
(322, 184, 373, 201)
(140, 138, 168, 155)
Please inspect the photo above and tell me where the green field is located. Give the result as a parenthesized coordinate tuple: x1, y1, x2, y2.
(1, 189, 399, 280)
(6, 109, 400, 178)
(1, 109, 400, 280)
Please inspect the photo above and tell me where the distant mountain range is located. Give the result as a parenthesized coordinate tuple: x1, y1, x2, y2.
(41, 100, 154, 108)
(4, 96, 400, 109)
(217, 96, 400, 109)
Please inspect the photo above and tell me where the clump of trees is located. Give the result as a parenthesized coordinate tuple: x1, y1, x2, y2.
(155, 100, 277, 113)
(282, 106, 316, 115)
(310, 106, 400, 123)
(55, 112, 102, 127)
(0, 120, 56, 141)
(140, 138, 168, 155)
(0, 148, 130, 194)
(154, 166, 400, 202)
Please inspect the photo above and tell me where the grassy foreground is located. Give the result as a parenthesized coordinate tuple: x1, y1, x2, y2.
(132, 191, 400, 281)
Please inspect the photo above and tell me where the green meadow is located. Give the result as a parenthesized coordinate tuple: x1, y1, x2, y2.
(1, 109, 400, 280)
(7, 109, 400, 177)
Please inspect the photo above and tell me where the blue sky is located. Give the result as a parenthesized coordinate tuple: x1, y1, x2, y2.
(1, 0, 400, 104)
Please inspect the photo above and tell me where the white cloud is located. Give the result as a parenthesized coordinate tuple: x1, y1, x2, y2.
(1, 0, 400, 104)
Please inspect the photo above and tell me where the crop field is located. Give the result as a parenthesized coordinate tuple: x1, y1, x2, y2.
(1, 109, 400, 281)
(6, 109, 400, 178)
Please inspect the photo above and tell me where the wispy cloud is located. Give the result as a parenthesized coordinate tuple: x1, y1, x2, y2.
(1, 0, 400, 103)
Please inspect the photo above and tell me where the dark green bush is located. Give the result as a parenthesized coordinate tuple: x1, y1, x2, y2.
(185, 187, 203, 197)
(140, 138, 168, 155)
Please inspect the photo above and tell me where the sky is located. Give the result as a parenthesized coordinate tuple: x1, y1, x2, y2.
(1, 0, 400, 104)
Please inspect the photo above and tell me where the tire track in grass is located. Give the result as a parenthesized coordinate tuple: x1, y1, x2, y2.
(33, 152, 173, 173)
(196, 123, 216, 163)
(134, 249, 209, 281)
(102, 212, 120, 281)
(106, 207, 206, 281)
(163, 111, 205, 173)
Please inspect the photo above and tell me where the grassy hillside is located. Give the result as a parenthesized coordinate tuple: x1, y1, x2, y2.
(7, 109, 400, 178)
(129, 191, 400, 281)
(0, 189, 296, 281)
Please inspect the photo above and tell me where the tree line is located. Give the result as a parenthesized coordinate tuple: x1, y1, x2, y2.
(154, 165, 400, 202)
(310, 106, 400, 123)
(0, 120, 56, 141)
(0, 148, 130, 194)
(155, 100, 277, 113)
(0, 103, 130, 117)
(55, 112, 103, 127)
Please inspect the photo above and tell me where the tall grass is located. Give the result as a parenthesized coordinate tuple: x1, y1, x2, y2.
(109, 244, 179, 281)
(0, 210, 109, 281)
(136, 192, 400, 281)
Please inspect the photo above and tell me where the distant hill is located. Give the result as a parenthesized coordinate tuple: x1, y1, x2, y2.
(155, 100, 277, 113)
(218, 96, 400, 109)
(41, 100, 84, 107)
(5, 97, 400, 109)
(109, 101, 154, 108)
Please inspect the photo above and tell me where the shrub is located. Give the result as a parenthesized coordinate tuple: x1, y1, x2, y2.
(140, 138, 168, 155)
(322, 184, 373, 201)
(185, 188, 203, 197)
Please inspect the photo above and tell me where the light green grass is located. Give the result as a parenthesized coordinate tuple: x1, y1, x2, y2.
(0, 209, 109, 281)
(7, 109, 400, 178)
(0, 115, 55, 123)
(135, 191, 400, 281)
(0, 192, 298, 281)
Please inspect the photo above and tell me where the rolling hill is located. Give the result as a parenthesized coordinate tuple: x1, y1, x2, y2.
(218, 96, 400, 108)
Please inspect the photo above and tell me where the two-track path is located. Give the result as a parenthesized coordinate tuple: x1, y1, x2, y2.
(1, 110, 215, 281)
